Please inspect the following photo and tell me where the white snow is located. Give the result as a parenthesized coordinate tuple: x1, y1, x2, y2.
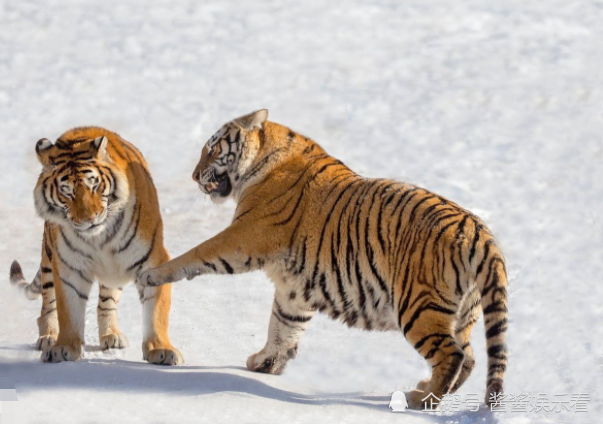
(0, 0, 602, 423)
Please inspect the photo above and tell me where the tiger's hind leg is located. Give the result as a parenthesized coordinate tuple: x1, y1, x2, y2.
(403, 310, 465, 410)
(97, 285, 129, 350)
(15, 230, 59, 350)
(247, 288, 315, 375)
(450, 287, 481, 393)
(415, 302, 479, 394)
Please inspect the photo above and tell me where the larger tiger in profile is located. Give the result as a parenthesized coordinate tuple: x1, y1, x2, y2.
(138, 110, 508, 409)
(10, 127, 182, 365)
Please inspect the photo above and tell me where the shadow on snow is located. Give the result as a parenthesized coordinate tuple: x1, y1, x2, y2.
(0, 345, 497, 423)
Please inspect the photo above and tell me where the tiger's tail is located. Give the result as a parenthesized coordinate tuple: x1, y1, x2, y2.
(9, 260, 43, 300)
(476, 241, 508, 406)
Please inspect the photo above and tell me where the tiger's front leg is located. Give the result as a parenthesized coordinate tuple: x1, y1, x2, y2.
(97, 285, 129, 350)
(37, 266, 59, 351)
(247, 288, 315, 375)
(43, 260, 93, 363)
(136, 248, 183, 366)
(137, 223, 275, 287)
(136, 224, 277, 365)
(136, 282, 183, 365)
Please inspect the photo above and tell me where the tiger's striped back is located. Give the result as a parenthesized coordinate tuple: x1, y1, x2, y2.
(240, 135, 508, 401)
(186, 111, 508, 408)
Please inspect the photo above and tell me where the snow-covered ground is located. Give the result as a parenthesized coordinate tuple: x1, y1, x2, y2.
(1, 0, 602, 423)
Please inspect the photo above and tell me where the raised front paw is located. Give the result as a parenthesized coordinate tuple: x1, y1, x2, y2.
(36, 334, 57, 351)
(42, 342, 84, 363)
(100, 333, 129, 350)
(246, 350, 292, 375)
(144, 347, 183, 365)
(138, 266, 180, 288)
(137, 269, 159, 287)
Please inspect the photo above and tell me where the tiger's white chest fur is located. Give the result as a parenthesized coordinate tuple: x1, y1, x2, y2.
(56, 200, 150, 289)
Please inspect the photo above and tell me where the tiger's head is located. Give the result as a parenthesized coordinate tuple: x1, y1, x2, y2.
(33, 134, 129, 237)
(192, 109, 269, 204)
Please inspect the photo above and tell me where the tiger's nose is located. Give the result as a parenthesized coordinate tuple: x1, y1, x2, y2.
(193, 170, 201, 183)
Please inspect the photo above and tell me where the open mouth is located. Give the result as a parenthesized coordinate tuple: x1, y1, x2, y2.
(204, 173, 232, 197)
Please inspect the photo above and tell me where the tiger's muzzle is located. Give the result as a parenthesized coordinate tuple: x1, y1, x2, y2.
(70, 211, 108, 236)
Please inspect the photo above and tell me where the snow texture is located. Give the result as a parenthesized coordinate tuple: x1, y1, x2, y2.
(0, 0, 602, 423)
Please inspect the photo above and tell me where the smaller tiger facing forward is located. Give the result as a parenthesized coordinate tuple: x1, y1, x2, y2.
(10, 127, 182, 365)
(138, 110, 508, 409)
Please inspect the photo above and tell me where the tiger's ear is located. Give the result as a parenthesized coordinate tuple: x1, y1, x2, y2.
(233, 109, 269, 131)
(35, 138, 56, 166)
(91, 136, 109, 160)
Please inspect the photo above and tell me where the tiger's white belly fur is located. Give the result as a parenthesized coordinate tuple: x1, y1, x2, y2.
(264, 261, 399, 332)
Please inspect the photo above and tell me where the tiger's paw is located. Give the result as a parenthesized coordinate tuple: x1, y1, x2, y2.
(42, 341, 84, 363)
(138, 265, 184, 288)
(246, 351, 291, 375)
(416, 378, 431, 391)
(404, 389, 440, 410)
(485, 379, 504, 405)
(144, 347, 183, 366)
(36, 334, 57, 351)
(100, 333, 129, 350)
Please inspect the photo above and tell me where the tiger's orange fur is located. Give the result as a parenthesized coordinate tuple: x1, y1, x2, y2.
(139, 110, 508, 408)
(10, 127, 182, 365)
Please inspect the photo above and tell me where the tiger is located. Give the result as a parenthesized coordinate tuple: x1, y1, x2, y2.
(137, 110, 508, 409)
(9, 127, 182, 365)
